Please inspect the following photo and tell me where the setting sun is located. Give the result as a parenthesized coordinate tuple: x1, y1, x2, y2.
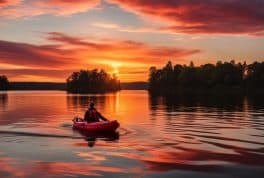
(113, 68, 119, 75)
(111, 62, 121, 76)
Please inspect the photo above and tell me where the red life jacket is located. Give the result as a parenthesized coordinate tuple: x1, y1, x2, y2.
(88, 109, 98, 120)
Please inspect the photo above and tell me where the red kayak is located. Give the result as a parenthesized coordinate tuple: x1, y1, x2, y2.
(72, 119, 120, 133)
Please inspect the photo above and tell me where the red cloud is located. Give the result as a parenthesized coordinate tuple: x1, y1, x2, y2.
(0, 40, 77, 68)
(46, 32, 111, 49)
(0, 32, 200, 81)
(108, 0, 264, 35)
(2, 0, 263, 36)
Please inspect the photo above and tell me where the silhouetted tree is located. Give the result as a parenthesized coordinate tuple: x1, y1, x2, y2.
(148, 61, 262, 94)
(0, 75, 9, 90)
(173, 64, 183, 86)
(246, 62, 264, 87)
(189, 61, 195, 68)
(66, 69, 120, 93)
(212, 61, 243, 86)
(161, 61, 174, 87)
(178, 64, 198, 87)
(148, 67, 158, 91)
(198, 64, 215, 87)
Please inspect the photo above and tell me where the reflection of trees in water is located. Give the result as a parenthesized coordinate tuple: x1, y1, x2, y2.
(246, 95, 264, 110)
(149, 93, 264, 138)
(149, 93, 264, 116)
(67, 95, 106, 109)
(66, 93, 119, 114)
(151, 94, 235, 110)
(0, 93, 8, 111)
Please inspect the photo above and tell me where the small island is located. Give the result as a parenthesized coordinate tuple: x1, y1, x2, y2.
(66, 69, 121, 93)
(0, 75, 9, 91)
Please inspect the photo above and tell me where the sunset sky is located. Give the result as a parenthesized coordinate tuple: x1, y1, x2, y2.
(0, 0, 264, 82)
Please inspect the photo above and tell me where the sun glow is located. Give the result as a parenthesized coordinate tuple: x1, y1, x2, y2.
(111, 62, 122, 68)
(113, 68, 119, 75)
(111, 62, 121, 76)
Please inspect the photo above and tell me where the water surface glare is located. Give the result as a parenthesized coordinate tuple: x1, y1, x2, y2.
(0, 90, 264, 178)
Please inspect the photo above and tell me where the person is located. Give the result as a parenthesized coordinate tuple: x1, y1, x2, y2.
(84, 102, 108, 123)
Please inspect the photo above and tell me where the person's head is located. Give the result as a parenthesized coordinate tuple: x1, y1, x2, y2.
(89, 102, 95, 109)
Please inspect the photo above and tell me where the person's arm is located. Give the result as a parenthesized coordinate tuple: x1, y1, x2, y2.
(84, 111, 89, 121)
(97, 112, 108, 121)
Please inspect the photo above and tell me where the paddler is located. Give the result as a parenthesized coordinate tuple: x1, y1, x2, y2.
(84, 102, 108, 123)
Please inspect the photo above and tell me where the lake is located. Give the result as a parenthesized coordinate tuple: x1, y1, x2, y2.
(0, 90, 263, 178)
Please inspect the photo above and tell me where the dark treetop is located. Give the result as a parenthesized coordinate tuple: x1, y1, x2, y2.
(66, 69, 121, 93)
(0, 75, 9, 90)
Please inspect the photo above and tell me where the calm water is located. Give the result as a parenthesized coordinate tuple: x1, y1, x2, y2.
(0, 90, 264, 178)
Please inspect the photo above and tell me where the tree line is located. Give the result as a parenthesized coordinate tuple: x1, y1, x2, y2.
(66, 69, 121, 93)
(1, 69, 120, 93)
(149, 61, 264, 94)
(0, 75, 9, 90)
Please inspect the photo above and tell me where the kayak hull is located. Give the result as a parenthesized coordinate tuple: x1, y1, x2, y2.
(73, 120, 120, 133)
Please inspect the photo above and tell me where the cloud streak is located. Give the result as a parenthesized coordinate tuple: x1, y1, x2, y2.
(0, 0, 99, 18)
(0, 32, 200, 81)
(0, 40, 77, 68)
(2, 1, 264, 36)
(46, 32, 200, 62)
(108, 0, 264, 35)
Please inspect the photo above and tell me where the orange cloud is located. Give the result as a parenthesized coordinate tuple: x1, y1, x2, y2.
(0, 69, 72, 82)
(108, 0, 264, 36)
(46, 32, 200, 64)
(93, 22, 166, 34)
(0, 0, 99, 18)
(0, 32, 200, 82)
(0, 0, 20, 7)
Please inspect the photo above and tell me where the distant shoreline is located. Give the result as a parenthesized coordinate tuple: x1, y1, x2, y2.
(4, 82, 264, 95)
(7, 82, 148, 91)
